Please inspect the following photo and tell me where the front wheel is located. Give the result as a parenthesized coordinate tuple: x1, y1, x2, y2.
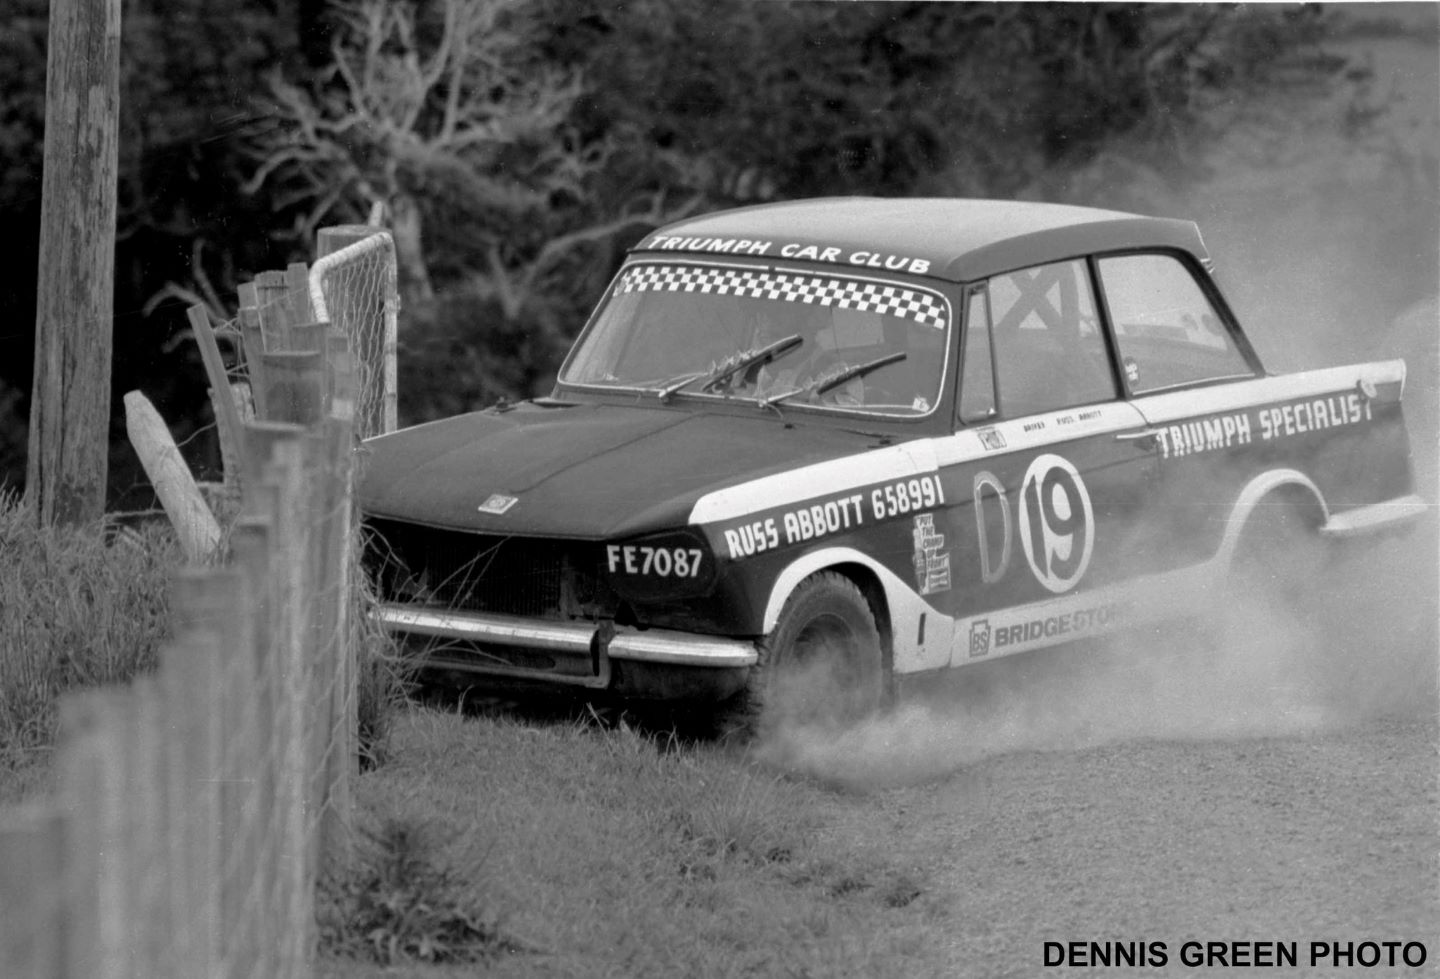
(723, 571, 886, 738)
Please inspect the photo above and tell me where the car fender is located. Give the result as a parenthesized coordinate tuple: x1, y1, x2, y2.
(761, 545, 952, 673)
(1215, 467, 1329, 568)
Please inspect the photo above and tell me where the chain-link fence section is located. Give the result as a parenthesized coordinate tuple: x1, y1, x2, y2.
(309, 227, 399, 440)
(0, 227, 388, 978)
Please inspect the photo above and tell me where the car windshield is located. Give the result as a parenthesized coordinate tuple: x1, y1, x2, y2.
(561, 263, 952, 416)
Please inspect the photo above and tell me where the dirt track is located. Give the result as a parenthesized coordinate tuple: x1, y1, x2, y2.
(752, 507, 1439, 976)
(802, 712, 1438, 977)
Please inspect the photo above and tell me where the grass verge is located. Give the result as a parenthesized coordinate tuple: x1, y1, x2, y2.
(317, 705, 944, 979)
(0, 494, 177, 801)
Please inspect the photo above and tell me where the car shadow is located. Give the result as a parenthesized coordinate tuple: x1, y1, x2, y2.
(409, 675, 732, 748)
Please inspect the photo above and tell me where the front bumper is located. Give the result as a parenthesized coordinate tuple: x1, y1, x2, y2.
(376, 603, 759, 695)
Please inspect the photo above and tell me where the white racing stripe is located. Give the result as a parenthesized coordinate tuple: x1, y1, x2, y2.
(933, 400, 1148, 464)
(942, 561, 1217, 669)
(688, 439, 940, 525)
(689, 360, 1405, 527)
(1133, 360, 1405, 424)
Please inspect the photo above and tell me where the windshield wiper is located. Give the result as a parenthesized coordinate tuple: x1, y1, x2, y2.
(759, 351, 907, 409)
(654, 370, 707, 401)
(657, 334, 803, 402)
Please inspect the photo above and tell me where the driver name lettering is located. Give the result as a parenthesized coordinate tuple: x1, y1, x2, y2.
(722, 494, 867, 558)
(1157, 392, 1373, 460)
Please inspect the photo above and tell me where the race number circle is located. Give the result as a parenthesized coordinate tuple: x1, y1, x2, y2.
(1017, 454, 1094, 594)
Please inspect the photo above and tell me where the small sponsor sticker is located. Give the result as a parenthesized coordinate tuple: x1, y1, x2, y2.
(969, 619, 991, 659)
(477, 493, 519, 515)
(912, 513, 951, 596)
(977, 427, 1006, 450)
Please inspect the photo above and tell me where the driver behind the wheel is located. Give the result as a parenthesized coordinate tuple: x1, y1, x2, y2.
(750, 301, 864, 404)
(880, 315, 946, 413)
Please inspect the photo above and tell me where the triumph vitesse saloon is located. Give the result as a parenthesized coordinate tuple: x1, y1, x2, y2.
(360, 198, 1423, 727)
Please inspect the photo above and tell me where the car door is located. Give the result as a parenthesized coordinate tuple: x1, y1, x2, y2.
(1092, 251, 1266, 570)
(928, 258, 1162, 665)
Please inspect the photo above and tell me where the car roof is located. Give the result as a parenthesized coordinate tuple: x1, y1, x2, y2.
(633, 197, 1209, 283)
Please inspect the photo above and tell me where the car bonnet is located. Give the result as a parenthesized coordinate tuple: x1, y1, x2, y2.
(358, 400, 889, 539)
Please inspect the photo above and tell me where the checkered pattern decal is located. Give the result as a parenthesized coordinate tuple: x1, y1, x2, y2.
(617, 265, 947, 330)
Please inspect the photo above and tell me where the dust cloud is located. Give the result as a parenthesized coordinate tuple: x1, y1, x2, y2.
(756, 14, 1439, 789)
(757, 515, 1436, 790)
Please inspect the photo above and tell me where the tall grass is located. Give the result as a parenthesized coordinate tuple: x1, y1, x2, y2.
(0, 492, 178, 780)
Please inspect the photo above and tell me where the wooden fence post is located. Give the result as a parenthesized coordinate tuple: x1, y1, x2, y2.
(56, 691, 128, 979)
(237, 281, 270, 420)
(123, 390, 221, 563)
(265, 435, 317, 977)
(188, 304, 246, 496)
(168, 569, 253, 977)
(256, 351, 326, 427)
(0, 806, 66, 979)
(227, 517, 281, 979)
(315, 340, 359, 870)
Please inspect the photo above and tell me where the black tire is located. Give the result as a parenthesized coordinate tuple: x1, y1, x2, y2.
(1228, 496, 1329, 613)
(723, 571, 885, 738)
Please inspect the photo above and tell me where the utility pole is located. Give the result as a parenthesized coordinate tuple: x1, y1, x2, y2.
(26, 0, 121, 525)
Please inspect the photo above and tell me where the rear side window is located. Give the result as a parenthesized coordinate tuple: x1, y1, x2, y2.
(986, 259, 1117, 417)
(1096, 253, 1254, 394)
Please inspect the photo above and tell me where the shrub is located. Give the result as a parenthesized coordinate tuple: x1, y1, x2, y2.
(317, 816, 522, 965)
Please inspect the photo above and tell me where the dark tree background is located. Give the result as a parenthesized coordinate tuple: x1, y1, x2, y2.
(0, 0, 1415, 505)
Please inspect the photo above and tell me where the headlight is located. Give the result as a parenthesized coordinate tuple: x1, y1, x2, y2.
(601, 529, 717, 601)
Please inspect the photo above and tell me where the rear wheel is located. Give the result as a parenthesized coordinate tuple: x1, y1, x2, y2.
(1229, 496, 1328, 611)
(722, 571, 885, 738)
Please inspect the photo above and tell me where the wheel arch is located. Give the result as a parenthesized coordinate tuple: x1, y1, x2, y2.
(761, 547, 943, 677)
(1217, 467, 1329, 568)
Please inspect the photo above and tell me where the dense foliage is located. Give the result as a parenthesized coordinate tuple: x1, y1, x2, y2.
(0, 0, 1388, 496)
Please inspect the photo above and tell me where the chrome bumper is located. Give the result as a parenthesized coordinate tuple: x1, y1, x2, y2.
(376, 604, 758, 687)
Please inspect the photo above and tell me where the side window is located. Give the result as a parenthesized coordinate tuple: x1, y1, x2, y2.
(1097, 253, 1254, 394)
(988, 259, 1117, 417)
(959, 291, 996, 423)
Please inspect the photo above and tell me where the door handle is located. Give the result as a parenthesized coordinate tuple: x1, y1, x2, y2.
(1114, 428, 1161, 442)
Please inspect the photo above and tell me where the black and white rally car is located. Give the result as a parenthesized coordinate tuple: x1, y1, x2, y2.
(360, 198, 1424, 728)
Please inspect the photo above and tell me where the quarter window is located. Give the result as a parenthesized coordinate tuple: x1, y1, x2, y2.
(1096, 253, 1254, 394)
(986, 259, 1117, 417)
(958, 291, 996, 423)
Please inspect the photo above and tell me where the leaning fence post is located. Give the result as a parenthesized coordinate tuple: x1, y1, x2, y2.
(237, 281, 270, 420)
(124, 390, 221, 563)
(188, 303, 246, 497)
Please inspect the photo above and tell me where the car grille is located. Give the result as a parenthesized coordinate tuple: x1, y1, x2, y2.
(363, 519, 614, 620)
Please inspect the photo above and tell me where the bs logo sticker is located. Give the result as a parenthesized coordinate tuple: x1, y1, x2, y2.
(968, 619, 991, 659)
(1017, 454, 1093, 594)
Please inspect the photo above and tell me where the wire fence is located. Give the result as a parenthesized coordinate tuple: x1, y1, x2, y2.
(0, 226, 398, 978)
